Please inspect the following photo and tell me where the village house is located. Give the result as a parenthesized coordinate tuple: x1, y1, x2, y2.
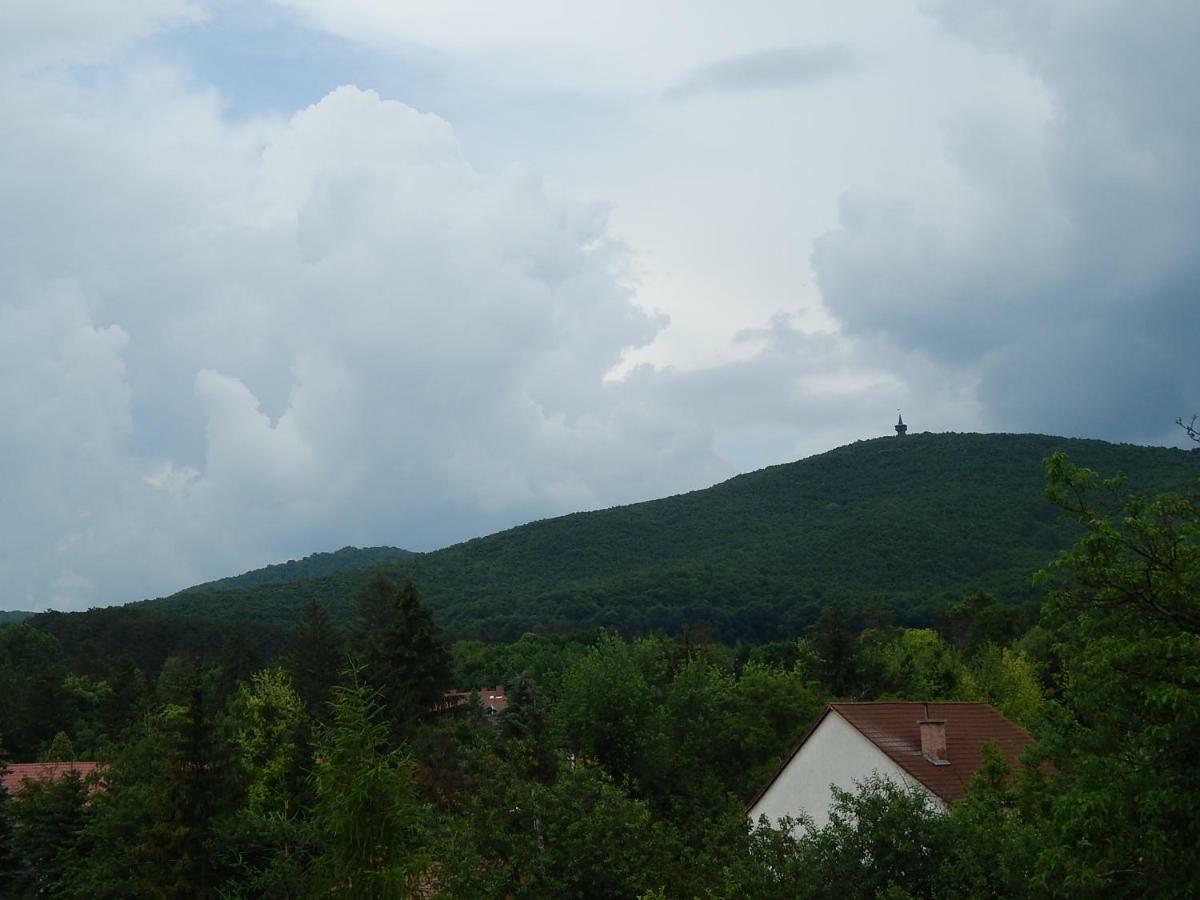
(747, 701, 1034, 829)
(439, 684, 509, 715)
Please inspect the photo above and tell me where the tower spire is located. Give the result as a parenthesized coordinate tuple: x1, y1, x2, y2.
(895, 411, 908, 436)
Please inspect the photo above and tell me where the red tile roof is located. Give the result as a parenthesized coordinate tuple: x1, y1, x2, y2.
(749, 701, 1035, 810)
(830, 702, 1034, 802)
(2, 761, 104, 796)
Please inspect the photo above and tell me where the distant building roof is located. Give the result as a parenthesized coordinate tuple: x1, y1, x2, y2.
(749, 701, 1034, 810)
(440, 685, 508, 715)
(2, 761, 104, 796)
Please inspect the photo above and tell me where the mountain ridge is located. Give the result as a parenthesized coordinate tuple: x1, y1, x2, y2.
(131, 432, 1197, 641)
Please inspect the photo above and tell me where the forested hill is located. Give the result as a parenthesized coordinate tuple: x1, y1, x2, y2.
(128, 433, 1197, 642)
(181, 545, 415, 593)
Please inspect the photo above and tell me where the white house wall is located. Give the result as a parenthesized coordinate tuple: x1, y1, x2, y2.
(747, 710, 945, 830)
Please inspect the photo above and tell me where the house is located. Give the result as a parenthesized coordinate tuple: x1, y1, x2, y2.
(747, 702, 1034, 829)
(1, 761, 104, 798)
(439, 685, 509, 715)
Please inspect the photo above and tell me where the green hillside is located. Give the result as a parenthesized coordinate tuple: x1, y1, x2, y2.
(182, 545, 415, 593)
(138, 433, 1199, 642)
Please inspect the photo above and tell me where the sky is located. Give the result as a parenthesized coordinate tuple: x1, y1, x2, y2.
(2, 0, 1197, 611)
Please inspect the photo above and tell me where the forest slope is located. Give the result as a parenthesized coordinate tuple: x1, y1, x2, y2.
(135, 433, 1198, 642)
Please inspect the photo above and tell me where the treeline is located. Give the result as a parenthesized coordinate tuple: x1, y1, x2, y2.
(0, 451, 1197, 896)
(183, 546, 415, 593)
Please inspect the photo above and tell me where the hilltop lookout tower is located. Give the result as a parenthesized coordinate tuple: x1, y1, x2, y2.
(895, 413, 908, 436)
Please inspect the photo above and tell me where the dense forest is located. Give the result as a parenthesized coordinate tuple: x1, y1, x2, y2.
(1, 440, 1197, 897)
(51, 433, 1198, 646)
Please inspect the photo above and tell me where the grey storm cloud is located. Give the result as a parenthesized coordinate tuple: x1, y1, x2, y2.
(812, 1, 1200, 444)
(664, 44, 855, 101)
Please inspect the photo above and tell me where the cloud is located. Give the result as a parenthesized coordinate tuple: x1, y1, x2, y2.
(665, 44, 855, 101)
(1, 0, 202, 70)
(0, 70, 744, 609)
(812, 1, 1200, 443)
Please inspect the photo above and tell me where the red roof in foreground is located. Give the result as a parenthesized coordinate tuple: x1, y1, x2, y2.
(2, 762, 104, 796)
(750, 702, 1035, 809)
(831, 702, 1034, 802)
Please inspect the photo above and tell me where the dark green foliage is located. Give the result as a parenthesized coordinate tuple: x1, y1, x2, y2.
(139, 661, 242, 896)
(29, 605, 286, 681)
(351, 575, 452, 739)
(939, 592, 1038, 656)
(497, 676, 556, 783)
(450, 633, 588, 694)
(555, 632, 659, 786)
(0, 624, 70, 758)
(131, 434, 1198, 640)
(438, 750, 680, 899)
(0, 742, 15, 891)
(936, 745, 1040, 898)
(282, 598, 345, 716)
(7, 770, 89, 896)
(793, 776, 953, 899)
(216, 668, 313, 897)
(810, 604, 859, 695)
(1029, 453, 1200, 896)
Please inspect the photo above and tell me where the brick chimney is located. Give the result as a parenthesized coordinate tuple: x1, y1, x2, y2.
(919, 704, 949, 765)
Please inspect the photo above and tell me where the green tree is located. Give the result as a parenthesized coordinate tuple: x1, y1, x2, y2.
(307, 673, 430, 898)
(857, 627, 970, 700)
(139, 662, 241, 897)
(936, 744, 1039, 898)
(729, 662, 824, 800)
(962, 643, 1044, 728)
(809, 604, 858, 696)
(57, 736, 160, 897)
(8, 769, 89, 896)
(498, 675, 556, 784)
(40, 731, 77, 763)
(0, 624, 69, 758)
(440, 752, 678, 899)
(216, 667, 313, 897)
(555, 632, 659, 786)
(282, 598, 345, 718)
(350, 574, 451, 739)
(1030, 452, 1200, 895)
(792, 776, 952, 899)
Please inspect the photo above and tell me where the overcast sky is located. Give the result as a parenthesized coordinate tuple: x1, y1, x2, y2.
(3, 1, 1197, 611)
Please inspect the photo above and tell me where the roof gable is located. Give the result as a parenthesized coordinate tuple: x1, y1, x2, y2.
(747, 701, 1034, 811)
